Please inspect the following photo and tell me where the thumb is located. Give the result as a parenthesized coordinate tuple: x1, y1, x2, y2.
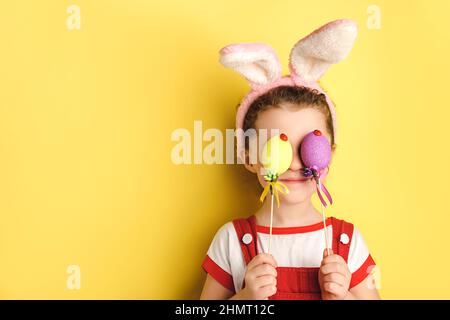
(323, 248, 334, 258)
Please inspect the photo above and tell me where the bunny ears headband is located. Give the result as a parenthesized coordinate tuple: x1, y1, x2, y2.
(219, 19, 358, 163)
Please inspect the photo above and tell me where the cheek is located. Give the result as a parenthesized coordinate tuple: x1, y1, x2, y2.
(255, 167, 267, 187)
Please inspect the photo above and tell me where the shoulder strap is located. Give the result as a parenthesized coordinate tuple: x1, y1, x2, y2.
(232, 215, 258, 265)
(331, 217, 354, 263)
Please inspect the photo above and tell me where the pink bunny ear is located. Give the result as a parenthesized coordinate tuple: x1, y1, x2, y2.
(219, 43, 282, 89)
(289, 19, 358, 82)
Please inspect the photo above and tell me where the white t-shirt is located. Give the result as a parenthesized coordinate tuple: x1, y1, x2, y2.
(201, 217, 376, 293)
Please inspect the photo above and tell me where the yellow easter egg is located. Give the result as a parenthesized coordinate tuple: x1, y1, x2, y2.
(261, 133, 293, 178)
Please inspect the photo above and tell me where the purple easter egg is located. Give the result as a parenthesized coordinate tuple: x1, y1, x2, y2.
(300, 130, 331, 170)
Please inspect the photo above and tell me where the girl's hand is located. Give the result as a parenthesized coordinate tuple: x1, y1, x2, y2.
(318, 249, 352, 300)
(235, 253, 278, 300)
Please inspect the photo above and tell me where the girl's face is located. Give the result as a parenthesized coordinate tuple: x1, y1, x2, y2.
(245, 103, 333, 205)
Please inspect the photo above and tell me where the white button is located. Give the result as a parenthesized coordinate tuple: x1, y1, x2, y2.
(242, 233, 253, 245)
(340, 233, 350, 245)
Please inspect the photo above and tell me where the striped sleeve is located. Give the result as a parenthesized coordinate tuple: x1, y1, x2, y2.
(347, 227, 377, 289)
(201, 222, 235, 292)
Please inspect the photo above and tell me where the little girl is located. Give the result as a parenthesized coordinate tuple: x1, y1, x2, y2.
(200, 20, 380, 300)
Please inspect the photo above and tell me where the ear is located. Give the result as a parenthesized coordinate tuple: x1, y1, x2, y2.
(319, 166, 330, 181)
(331, 143, 337, 154)
(243, 150, 258, 173)
(289, 19, 358, 82)
(219, 43, 282, 89)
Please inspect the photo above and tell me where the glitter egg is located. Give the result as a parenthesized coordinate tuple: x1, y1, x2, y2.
(300, 130, 331, 170)
(261, 133, 293, 177)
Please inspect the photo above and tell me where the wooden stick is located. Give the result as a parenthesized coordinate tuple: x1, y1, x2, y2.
(318, 179, 330, 255)
(268, 190, 274, 255)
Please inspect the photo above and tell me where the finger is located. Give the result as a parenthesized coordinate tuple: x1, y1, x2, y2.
(252, 263, 278, 278)
(322, 272, 349, 287)
(254, 275, 277, 288)
(321, 254, 346, 266)
(323, 281, 347, 298)
(260, 284, 277, 299)
(320, 262, 349, 276)
(248, 253, 278, 270)
(320, 262, 348, 276)
(323, 248, 334, 258)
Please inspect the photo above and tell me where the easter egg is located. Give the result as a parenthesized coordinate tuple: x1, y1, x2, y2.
(261, 133, 293, 178)
(300, 130, 331, 170)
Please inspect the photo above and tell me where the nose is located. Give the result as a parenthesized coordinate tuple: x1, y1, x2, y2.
(289, 148, 303, 171)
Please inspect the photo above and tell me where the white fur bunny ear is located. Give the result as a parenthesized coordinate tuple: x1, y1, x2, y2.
(289, 19, 358, 82)
(219, 43, 282, 89)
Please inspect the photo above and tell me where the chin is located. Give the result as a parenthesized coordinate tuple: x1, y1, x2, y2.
(280, 191, 314, 204)
(281, 181, 316, 203)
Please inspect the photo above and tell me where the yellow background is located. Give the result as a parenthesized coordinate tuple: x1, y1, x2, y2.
(0, 0, 449, 299)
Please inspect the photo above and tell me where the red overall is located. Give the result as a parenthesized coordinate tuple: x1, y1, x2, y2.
(232, 215, 354, 300)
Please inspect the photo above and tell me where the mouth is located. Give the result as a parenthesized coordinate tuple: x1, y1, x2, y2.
(278, 178, 312, 184)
